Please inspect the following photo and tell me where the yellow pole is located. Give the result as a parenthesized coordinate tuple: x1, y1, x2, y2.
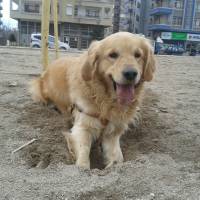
(53, 0, 59, 59)
(41, 0, 51, 71)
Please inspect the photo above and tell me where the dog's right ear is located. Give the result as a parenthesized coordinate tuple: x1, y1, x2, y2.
(81, 41, 100, 81)
(142, 40, 156, 82)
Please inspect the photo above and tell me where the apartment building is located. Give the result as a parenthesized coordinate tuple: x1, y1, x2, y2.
(147, 0, 200, 47)
(0, 0, 3, 45)
(10, 0, 113, 48)
(0, 0, 2, 26)
(119, 0, 143, 33)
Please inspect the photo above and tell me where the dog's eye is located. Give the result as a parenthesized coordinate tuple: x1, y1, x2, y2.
(109, 52, 119, 59)
(134, 52, 141, 58)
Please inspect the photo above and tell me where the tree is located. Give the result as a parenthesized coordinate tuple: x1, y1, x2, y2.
(9, 33, 16, 43)
(0, 25, 18, 45)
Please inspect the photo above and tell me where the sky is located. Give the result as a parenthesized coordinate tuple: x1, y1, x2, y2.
(1, 0, 18, 28)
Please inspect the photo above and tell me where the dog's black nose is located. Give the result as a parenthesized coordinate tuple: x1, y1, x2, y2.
(123, 69, 138, 81)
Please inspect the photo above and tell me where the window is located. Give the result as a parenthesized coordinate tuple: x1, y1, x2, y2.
(150, 18, 153, 24)
(74, 6, 78, 16)
(136, 15, 140, 22)
(80, 26, 89, 36)
(104, 7, 111, 17)
(174, 1, 183, 9)
(173, 16, 182, 25)
(21, 25, 27, 34)
(28, 22, 34, 34)
(85, 7, 100, 18)
(172, 17, 176, 24)
(129, 8, 133, 13)
(194, 19, 200, 27)
(196, 3, 200, 12)
(137, 2, 141, 9)
(24, 3, 40, 13)
(36, 23, 41, 33)
(66, 4, 73, 15)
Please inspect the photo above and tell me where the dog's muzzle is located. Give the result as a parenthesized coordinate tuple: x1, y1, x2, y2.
(122, 69, 138, 82)
(110, 69, 142, 106)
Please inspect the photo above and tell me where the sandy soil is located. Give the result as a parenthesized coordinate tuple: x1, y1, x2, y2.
(0, 47, 200, 200)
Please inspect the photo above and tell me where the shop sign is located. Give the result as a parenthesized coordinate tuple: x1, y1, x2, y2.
(187, 34, 200, 42)
(172, 32, 187, 40)
(161, 32, 172, 40)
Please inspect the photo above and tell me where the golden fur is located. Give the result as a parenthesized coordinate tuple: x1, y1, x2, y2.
(29, 32, 156, 169)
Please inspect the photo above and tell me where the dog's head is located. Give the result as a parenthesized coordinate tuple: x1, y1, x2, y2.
(82, 32, 156, 105)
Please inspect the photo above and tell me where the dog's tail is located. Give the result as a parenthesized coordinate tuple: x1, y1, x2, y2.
(29, 76, 47, 103)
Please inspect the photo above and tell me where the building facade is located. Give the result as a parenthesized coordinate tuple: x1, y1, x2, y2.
(0, 0, 4, 45)
(147, 0, 200, 48)
(10, 0, 113, 48)
(0, 0, 2, 26)
(119, 0, 143, 33)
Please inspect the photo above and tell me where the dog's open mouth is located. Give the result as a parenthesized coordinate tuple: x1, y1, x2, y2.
(112, 79, 136, 105)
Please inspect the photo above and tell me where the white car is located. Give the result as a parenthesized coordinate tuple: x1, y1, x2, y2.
(30, 33, 70, 50)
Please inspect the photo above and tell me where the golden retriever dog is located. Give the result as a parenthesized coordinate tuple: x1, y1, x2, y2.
(29, 32, 156, 169)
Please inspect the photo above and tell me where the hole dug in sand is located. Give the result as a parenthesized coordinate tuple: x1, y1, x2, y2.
(16, 90, 164, 169)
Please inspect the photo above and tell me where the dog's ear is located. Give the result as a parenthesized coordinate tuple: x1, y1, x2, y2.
(81, 41, 100, 81)
(143, 40, 156, 82)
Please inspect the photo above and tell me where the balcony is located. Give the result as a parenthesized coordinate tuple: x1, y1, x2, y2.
(63, 15, 112, 26)
(76, 0, 114, 4)
(76, 0, 113, 7)
(148, 24, 171, 31)
(150, 7, 173, 16)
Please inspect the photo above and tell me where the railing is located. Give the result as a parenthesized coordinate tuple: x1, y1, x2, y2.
(74, 14, 100, 19)
(150, 7, 173, 15)
(76, 0, 114, 3)
(148, 24, 171, 30)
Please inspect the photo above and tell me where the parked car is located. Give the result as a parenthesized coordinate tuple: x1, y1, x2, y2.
(189, 48, 197, 56)
(158, 43, 185, 55)
(30, 33, 70, 50)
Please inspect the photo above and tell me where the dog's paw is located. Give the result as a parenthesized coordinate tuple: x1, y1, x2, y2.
(76, 159, 90, 169)
(62, 131, 76, 161)
(105, 151, 124, 169)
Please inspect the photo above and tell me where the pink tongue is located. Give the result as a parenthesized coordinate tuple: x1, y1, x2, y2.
(116, 84, 135, 105)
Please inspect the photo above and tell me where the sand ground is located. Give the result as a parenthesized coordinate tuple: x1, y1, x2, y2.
(0, 47, 200, 200)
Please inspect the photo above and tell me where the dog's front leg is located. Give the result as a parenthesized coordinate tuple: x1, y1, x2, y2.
(102, 133, 124, 168)
(64, 111, 103, 169)
(66, 125, 93, 169)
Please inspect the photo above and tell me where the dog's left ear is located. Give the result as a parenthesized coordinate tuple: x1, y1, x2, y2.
(143, 40, 156, 82)
(81, 41, 100, 81)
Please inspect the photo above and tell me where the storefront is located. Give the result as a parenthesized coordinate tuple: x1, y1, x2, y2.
(161, 32, 187, 48)
(161, 32, 200, 52)
(186, 33, 200, 53)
